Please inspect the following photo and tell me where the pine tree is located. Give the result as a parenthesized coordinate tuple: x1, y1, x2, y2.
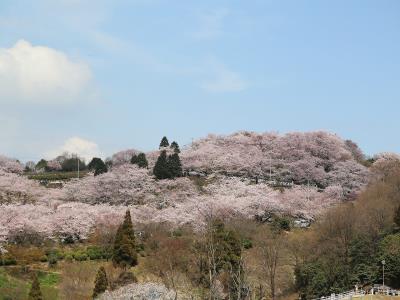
(153, 150, 170, 179)
(170, 141, 180, 153)
(92, 266, 108, 299)
(112, 210, 138, 269)
(130, 154, 138, 165)
(159, 136, 169, 148)
(131, 153, 148, 168)
(28, 273, 43, 300)
(167, 153, 182, 178)
(136, 153, 148, 168)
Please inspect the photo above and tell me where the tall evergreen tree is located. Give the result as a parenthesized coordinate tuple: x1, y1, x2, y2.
(167, 153, 182, 178)
(170, 141, 180, 153)
(131, 153, 148, 168)
(112, 210, 138, 269)
(136, 153, 148, 168)
(28, 273, 43, 300)
(92, 266, 108, 299)
(153, 150, 170, 179)
(130, 154, 138, 165)
(159, 136, 169, 148)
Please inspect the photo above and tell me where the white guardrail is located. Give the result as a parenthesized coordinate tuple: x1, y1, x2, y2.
(313, 288, 400, 300)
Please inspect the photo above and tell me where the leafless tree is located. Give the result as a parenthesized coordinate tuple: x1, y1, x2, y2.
(256, 229, 285, 300)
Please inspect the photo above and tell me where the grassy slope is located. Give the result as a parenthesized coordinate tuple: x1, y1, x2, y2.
(0, 267, 59, 300)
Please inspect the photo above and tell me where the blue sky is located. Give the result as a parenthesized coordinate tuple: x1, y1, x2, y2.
(0, 0, 399, 162)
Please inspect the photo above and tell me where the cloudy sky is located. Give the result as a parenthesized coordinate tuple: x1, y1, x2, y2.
(1, 0, 399, 162)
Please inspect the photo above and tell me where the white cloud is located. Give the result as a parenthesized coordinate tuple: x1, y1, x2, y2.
(0, 40, 93, 104)
(45, 137, 102, 162)
(193, 9, 229, 40)
(201, 63, 248, 93)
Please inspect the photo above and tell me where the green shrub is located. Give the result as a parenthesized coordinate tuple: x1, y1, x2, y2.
(171, 228, 183, 237)
(72, 251, 88, 261)
(135, 243, 145, 253)
(87, 246, 103, 260)
(272, 216, 291, 232)
(0, 255, 17, 266)
(44, 248, 63, 266)
(47, 253, 58, 267)
(45, 248, 62, 258)
(242, 238, 253, 249)
(27, 171, 89, 181)
(64, 254, 73, 262)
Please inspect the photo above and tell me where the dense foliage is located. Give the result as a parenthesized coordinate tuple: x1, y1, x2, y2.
(61, 157, 87, 172)
(112, 210, 138, 269)
(130, 153, 148, 169)
(88, 157, 108, 176)
(93, 266, 108, 298)
(294, 162, 400, 298)
(153, 150, 182, 179)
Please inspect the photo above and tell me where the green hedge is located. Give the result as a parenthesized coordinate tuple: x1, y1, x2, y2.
(0, 255, 17, 266)
(26, 171, 89, 181)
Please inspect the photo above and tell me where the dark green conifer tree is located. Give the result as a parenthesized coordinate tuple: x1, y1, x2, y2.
(159, 136, 169, 148)
(136, 153, 148, 168)
(112, 210, 138, 269)
(167, 153, 182, 178)
(153, 150, 170, 179)
(28, 273, 43, 300)
(170, 141, 180, 153)
(130, 154, 138, 165)
(92, 266, 108, 299)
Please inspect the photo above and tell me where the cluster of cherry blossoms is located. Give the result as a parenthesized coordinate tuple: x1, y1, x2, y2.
(0, 202, 126, 244)
(181, 131, 370, 190)
(0, 131, 381, 245)
(0, 155, 24, 174)
(62, 164, 198, 205)
(0, 170, 45, 204)
(97, 282, 177, 300)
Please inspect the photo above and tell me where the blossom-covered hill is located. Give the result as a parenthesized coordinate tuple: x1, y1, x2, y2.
(0, 130, 385, 247)
(181, 131, 369, 190)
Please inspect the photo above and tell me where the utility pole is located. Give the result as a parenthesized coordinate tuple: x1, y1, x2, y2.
(269, 155, 272, 181)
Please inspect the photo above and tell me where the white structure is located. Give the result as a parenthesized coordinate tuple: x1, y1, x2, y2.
(314, 285, 400, 300)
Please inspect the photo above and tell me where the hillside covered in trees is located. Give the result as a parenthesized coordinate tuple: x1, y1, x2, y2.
(0, 131, 399, 299)
(0, 131, 373, 244)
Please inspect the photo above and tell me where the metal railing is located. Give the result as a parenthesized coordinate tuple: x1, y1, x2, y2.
(313, 287, 400, 300)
